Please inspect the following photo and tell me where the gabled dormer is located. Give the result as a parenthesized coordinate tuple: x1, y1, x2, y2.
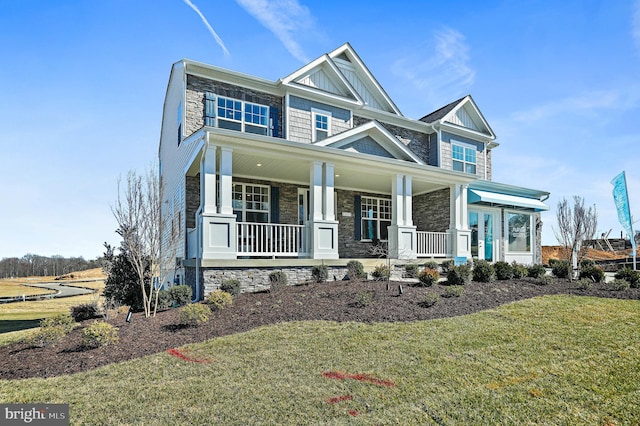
(420, 95, 495, 142)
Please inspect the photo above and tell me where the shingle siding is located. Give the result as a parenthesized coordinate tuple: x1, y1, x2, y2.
(288, 95, 351, 143)
(441, 131, 489, 178)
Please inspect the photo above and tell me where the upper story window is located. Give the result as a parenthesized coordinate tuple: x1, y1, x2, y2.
(312, 108, 331, 142)
(205, 93, 271, 136)
(361, 196, 391, 241)
(452, 142, 476, 174)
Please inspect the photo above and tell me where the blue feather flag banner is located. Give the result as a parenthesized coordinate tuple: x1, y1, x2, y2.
(611, 171, 636, 256)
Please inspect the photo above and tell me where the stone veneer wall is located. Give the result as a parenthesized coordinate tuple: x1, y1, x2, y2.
(185, 175, 200, 229)
(336, 189, 388, 258)
(185, 75, 284, 139)
(413, 188, 450, 232)
(353, 116, 431, 164)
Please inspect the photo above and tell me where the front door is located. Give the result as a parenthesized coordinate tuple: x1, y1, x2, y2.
(469, 210, 495, 261)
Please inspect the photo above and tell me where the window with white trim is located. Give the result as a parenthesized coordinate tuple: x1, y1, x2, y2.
(233, 183, 270, 223)
(312, 108, 331, 142)
(452, 142, 477, 174)
(205, 93, 270, 136)
(507, 212, 531, 252)
(361, 196, 391, 241)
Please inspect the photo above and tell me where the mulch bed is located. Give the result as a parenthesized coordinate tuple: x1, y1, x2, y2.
(1, 277, 638, 380)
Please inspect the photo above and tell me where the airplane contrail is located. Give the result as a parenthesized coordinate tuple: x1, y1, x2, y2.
(183, 0, 230, 56)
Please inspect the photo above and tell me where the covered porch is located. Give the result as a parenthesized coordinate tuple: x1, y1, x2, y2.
(183, 128, 476, 262)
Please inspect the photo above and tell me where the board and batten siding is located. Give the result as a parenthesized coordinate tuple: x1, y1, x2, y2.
(288, 95, 351, 143)
(440, 131, 490, 179)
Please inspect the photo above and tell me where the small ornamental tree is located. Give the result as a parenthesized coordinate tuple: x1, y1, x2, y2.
(553, 196, 598, 279)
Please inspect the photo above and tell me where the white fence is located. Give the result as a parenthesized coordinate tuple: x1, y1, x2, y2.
(237, 222, 308, 257)
(416, 231, 449, 257)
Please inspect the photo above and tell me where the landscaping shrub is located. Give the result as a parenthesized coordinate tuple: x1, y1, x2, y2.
(443, 286, 465, 298)
(580, 259, 596, 269)
(268, 271, 288, 292)
(404, 263, 420, 278)
(312, 264, 328, 282)
(169, 285, 192, 307)
(579, 265, 605, 283)
(70, 302, 100, 322)
(472, 259, 495, 283)
(418, 292, 440, 308)
(220, 279, 241, 296)
(416, 268, 439, 287)
(440, 260, 454, 274)
(536, 275, 554, 286)
(346, 260, 366, 280)
(29, 313, 75, 348)
(606, 279, 630, 291)
(102, 244, 150, 311)
(511, 262, 528, 279)
(424, 260, 439, 271)
(446, 264, 471, 286)
(82, 321, 119, 348)
(372, 264, 391, 281)
(614, 267, 640, 288)
(155, 289, 173, 310)
(494, 261, 513, 280)
(354, 291, 374, 308)
(551, 260, 570, 279)
(179, 304, 211, 327)
(206, 290, 233, 311)
(576, 278, 593, 290)
(527, 264, 547, 279)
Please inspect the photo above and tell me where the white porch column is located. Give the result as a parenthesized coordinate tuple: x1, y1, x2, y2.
(201, 142, 217, 214)
(389, 174, 416, 259)
(447, 183, 471, 260)
(308, 161, 339, 259)
(200, 145, 236, 260)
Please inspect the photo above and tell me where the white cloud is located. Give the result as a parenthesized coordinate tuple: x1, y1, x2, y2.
(510, 90, 620, 123)
(391, 28, 475, 108)
(234, 0, 313, 63)
(183, 0, 230, 56)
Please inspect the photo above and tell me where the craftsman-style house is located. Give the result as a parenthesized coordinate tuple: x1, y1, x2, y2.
(158, 43, 549, 297)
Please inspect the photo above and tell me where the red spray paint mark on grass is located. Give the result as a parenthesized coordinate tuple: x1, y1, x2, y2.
(326, 395, 353, 404)
(348, 410, 359, 417)
(322, 371, 396, 387)
(166, 348, 211, 363)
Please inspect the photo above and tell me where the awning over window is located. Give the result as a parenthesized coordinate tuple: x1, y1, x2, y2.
(468, 189, 549, 211)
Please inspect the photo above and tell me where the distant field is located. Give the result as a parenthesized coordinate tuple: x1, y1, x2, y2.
(0, 282, 51, 298)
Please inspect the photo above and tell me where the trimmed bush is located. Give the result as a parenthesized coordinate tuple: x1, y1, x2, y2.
(179, 304, 211, 327)
(472, 259, 495, 283)
(424, 260, 439, 270)
(372, 264, 391, 281)
(312, 265, 328, 282)
(527, 264, 547, 279)
(169, 285, 192, 307)
(551, 260, 570, 279)
(511, 262, 528, 279)
(220, 279, 241, 296)
(494, 261, 513, 280)
(346, 260, 366, 280)
(440, 260, 454, 274)
(536, 275, 554, 286)
(418, 292, 440, 308)
(606, 279, 630, 291)
(443, 286, 465, 298)
(614, 267, 640, 288)
(29, 313, 75, 348)
(446, 264, 472, 286)
(155, 289, 173, 310)
(70, 303, 100, 322)
(206, 290, 233, 311)
(580, 258, 596, 269)
(354, 291, 374, 308)
(416, 268, 439, 287)
(82, 321, 119, 348)
(579, 265, 605, 283)
(268, 271, 288, 292)
(404, 263, 420, 278)
(576, 278, 593, 290)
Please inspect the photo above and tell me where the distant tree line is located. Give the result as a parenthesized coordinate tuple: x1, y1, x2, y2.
(0, 254, 102, 278)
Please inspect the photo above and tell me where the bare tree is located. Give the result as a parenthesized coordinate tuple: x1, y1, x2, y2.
(553, 196, 598, 278)
(112, 167, 177, 318)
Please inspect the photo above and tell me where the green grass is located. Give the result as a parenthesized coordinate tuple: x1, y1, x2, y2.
(1, 295, 639, 425)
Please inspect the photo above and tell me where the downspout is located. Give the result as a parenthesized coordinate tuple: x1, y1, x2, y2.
(192, 206, 203, 303)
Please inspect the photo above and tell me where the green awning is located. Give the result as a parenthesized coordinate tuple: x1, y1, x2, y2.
(468, 189, 549, 211)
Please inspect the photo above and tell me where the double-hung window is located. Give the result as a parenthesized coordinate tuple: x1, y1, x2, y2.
(312, 108, 331, 142)
(452, 142, 477, 174)
(205, 93, 270, 136)
(233, 183, 270, 223)
(361, 196, 391, 241)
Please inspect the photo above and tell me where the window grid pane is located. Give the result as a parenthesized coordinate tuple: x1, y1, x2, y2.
(245, 103, 268, 127)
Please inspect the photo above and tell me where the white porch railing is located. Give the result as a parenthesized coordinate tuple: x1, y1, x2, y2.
(416, 231, 449, 257)
(237, 222, 308, 257)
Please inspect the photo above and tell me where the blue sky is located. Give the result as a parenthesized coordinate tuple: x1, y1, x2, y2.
(1, 0, 639, 260)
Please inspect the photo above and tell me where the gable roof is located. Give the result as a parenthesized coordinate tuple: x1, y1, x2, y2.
(282, 43, 402, 115)
(314, 120, 424, 164)
(420, 95, 496, 142)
